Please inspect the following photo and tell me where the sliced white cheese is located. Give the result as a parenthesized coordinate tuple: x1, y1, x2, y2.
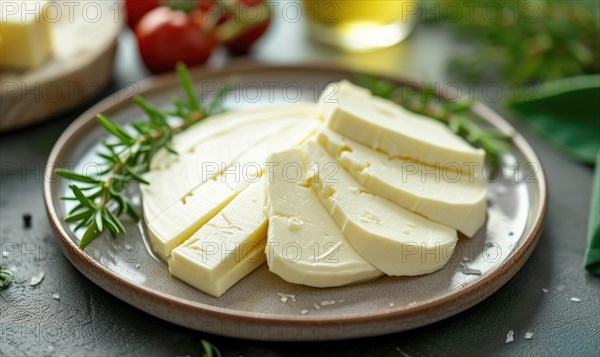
(318, 128, 487, 237)
(303, 139, 458, 276)
(148, 179, 240, 261)
(168, 178, 268, 297)
(149, 104, 317, 170)
(319, 81, 485, 169)
(142, 104, 317, 221)
(170, 238, 266, 298)
(148, 117, 320, 261)
(266, 148, 382, 287)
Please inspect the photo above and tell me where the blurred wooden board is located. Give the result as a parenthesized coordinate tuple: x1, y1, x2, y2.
(0, 1, 123, 132)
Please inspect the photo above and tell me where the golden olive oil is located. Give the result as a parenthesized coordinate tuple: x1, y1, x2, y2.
(304, 0, 418, 51)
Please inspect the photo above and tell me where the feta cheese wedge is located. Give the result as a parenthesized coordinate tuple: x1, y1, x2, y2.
(319, 81, 485, 169)
(266, 148, 382, 287)
(147, 117, 320, 261)
(142, 104, 317, 221)
(303, 139, 458, 276)
(318, 128, 487, 237)
(168, 178, 268, 297)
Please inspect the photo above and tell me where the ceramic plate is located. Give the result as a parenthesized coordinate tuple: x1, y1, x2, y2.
(44, 64, 547, 341)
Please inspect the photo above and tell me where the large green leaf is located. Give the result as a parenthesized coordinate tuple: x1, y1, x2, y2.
(586, 152, 600, 275)
(509, 75, 600, 164)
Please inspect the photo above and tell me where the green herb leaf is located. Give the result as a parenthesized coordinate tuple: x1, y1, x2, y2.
(201, 339, 221, 357)
(97, 115, 135, 145)
(123, 165, 150, 185)
(55, 169, 102, 184)
(509, 75, 600, 164)
(65, 209, 93, 223)
(80, 222, 100, 249)
(70, 185, 96, 210)
(94, 210, 104, 232)
(0, 266, 13, 289)
(177, 62, 201, 111)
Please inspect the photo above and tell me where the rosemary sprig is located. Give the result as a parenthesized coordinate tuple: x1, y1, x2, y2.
(356, 75, 512, 165)
(56, 63, 230, 248)
(423, 0, 600, 84)
(0, 266, 13, 289)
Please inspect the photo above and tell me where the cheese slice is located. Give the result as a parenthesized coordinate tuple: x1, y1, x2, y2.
(266, 148, 382, 287)
(168, 178, 268, 297)
(142, 104, 317, 221)
(170, 239, 266, 298)
(0, 1, 53, 69)
(303, 139, 458, 276)
(318, 128, 487, 237)
(319, 81, 485, 169)
(148, 117, 320, 260)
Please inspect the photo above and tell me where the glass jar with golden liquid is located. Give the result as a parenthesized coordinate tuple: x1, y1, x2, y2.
(303, 0, 418, 51)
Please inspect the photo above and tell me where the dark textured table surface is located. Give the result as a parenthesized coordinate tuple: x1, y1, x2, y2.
(1, 20, 599, 357)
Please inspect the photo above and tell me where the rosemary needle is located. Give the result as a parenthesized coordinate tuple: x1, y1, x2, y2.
(0, 266, 13, 289)
(201, 339, 222, 357)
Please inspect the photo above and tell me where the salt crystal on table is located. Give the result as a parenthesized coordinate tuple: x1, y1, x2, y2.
(52, 293, 60, 300)
(505, 330, 514, 344)
(277, 293, 296, 303)
(570, 297, 582, 302)
(30, 272, 45, 286)
(300, 309, 308, 315)
(461, 267, 482, 276)
(542, 288, 549, 293)
(524, 332, 534, 340)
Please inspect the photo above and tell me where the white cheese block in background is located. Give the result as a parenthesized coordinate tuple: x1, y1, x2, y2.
(0, 0, 53, 69)
(168, 178, 268, 297)
(319, 81, 485, 169)
(147, 116, 320, 261)
(318, 128, 487, 237)
(266, 148, 382, 287)
(0, 1, 122, 132)
(142, 104, 317, 221)
(303, 139, 458, 276)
